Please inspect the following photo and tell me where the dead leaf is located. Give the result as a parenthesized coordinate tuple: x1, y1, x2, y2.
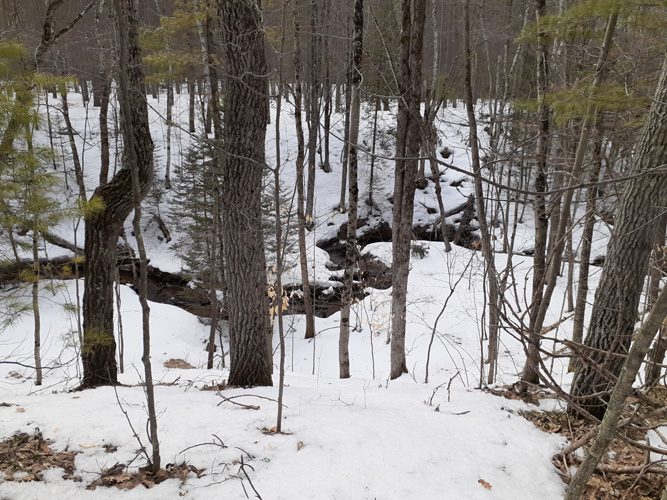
(478, 479, 492, 490)
(267, 443, 275, 451)
(16, 408, 25, 413)
(297, 441, 304, 451)
(268, 426, 277, 433)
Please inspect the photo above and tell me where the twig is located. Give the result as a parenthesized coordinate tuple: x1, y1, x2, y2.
(113, 386, 151, 466)
(238, 456, 263, 500)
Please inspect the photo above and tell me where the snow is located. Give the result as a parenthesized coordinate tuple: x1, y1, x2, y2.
(0, 88, 607, 498)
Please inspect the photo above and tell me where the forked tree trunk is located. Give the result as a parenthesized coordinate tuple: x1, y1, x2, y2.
(82, 0, 153, 388)
(220, 0, 273, 387)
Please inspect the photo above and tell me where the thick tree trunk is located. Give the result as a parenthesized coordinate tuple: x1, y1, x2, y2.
(390, 0, 426, 380)
(82, 0, 153, 388)
(220, 0, 272, 388)
(565, 283, 667, 500)
(570, 55, 667, 419)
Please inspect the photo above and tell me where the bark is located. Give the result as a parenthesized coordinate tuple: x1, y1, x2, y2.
(188, 78, 196, 133)
(339, 0, 363, 380)
(32, 225, 42, 386)
(523, 10, 618, 386)
(60, 90, 86, 201)
(99, 78, 111, 185)
(82, 0, 153, 388)
(220, 0, 273, 388)
(293, 0, 316, 341)
(390, 0, 426, 380)
(570, 55, 667, 419)
(114, 0, 160, 472)
(523, 0, 550, 386)
(571, 116, 605, 362)
(464, 0, 501, 385)
(564, 284, 667, 500)
(305, 0, 320, 227)
(645, 215, 667, 385)
(164, 69, 173, 189)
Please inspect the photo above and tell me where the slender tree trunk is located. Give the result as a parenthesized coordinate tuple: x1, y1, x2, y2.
(165, 67, 173, 189)
(99, 77, 110, 185)
(32, 224, 42, 386)
(390, 0, 426, 380)
(339, 0, 363, 380)
(293, 0, 316, 341)
(114, 0, 160, 472)
(60, 90, 86, 201)
(522, 10, 618, 386)
(220, 0, 273, 387)
(188, 77, 196, 133)
(571, 115, 605, 365)
(305, 0, 320, 227)
(523, 0, 550, 386)
(463, 0, 500, 385)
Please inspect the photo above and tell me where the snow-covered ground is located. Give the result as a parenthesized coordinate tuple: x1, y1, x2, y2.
(0, 87, 615, 498)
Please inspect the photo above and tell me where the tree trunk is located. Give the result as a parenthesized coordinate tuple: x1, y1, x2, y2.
(564, 283, 667, 500)
(390, 0, 426, 380)
(339, 0, 363, 380)
(523, 0, 550, 386)
(293, 0, 316, 341)
(305, 0, 320, 228)
(220, 0, 272, 388)
(99, 77, 110, 185)
(82, 0, 153, 388)
(570, 55, 667, 419)
(114, 0, 160, 472)
(463, 0, 500, 385)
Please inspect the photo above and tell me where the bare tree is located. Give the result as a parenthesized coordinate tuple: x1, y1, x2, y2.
(339, 0, 363, 379)
(390, 0, 426, 380)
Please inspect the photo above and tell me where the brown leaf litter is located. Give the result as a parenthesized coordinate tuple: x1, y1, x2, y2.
(0, 431, 79, 482)
(518, 386, 667, 500)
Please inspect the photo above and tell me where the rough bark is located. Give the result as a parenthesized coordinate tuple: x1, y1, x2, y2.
(82, 0, 153, 388)
(570, 55, 667, 419)
(220, 0, 272, 388)
(564, 283, 667, 500)
(390, 0, 426, 380)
